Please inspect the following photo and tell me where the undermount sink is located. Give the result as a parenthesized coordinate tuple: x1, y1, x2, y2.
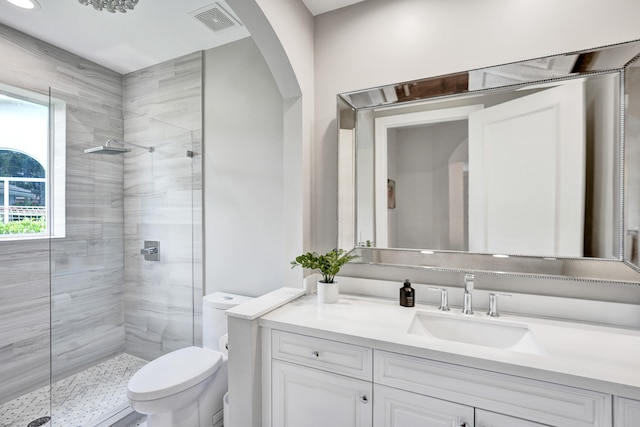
(408, 311, 546, 355)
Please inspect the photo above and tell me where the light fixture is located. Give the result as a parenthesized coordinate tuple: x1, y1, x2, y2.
(78, 0, 139, 13)
(6, 0, 41, 10)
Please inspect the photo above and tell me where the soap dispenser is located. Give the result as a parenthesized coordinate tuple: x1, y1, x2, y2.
(400, 279, 415, 307)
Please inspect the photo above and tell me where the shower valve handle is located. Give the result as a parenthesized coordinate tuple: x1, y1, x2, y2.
(140, 247, 158, 255)
(140, 241, 160, 261)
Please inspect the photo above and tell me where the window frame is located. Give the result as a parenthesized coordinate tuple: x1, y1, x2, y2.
(0, 83, 66, 240)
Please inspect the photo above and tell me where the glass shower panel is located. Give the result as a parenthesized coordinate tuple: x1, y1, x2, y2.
(0, 82, 52, 427)
(122, 112, 199, 362)
(47, 88, 200, 426)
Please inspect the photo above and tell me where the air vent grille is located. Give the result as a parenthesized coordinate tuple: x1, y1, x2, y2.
(191, 3, 241, 33)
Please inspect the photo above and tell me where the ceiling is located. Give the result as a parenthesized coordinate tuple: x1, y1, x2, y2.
(301, 0, 365, 16)
(0, 0, 365, 75)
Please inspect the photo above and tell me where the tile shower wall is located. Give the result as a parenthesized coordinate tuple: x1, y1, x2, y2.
(0, 240, 51, 403)
(123, 52, 203, 360)
(50, 90, 126, 381)
(0, 23, 124, 403)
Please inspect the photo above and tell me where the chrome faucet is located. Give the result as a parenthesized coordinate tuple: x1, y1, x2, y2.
(487, 292, 511, 317)
(462, 273, 474, 315)
(428, 287, 450, 311)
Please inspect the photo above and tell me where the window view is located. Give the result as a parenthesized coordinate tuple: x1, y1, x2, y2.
(0, 92, 49, 237)
(0, 150, 46, 234)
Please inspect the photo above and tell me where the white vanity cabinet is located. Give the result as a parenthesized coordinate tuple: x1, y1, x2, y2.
(271, 360, 372, 427)
(614, 397, 640, 427)
(373, 384, 548, 427)
(264, 328, 616, 427)
(375, 350, 611, 427)
(373, 384, 473, 427)
(475, 409, 550, 427)
(269, 330, 373, 427)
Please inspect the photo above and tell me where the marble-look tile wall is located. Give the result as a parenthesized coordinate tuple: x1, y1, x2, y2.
(50, 89, 126, 381)
(0, 24, 124, 403)
(123, 52, 203, 360)
(0, 239, 51, 403)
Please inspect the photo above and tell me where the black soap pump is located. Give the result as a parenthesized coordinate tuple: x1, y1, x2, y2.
(400, 279, 415, 307)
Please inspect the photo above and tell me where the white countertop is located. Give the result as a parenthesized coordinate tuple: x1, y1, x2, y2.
(259, 293, 640, 400)
(226, 287, 306, 320)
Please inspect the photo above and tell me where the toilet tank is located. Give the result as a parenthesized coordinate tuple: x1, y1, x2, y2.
(202, 292, 253, 351)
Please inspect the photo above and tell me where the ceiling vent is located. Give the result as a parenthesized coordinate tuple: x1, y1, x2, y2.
(190, 2, 242, 33)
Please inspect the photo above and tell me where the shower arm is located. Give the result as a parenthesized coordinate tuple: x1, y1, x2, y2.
(106, 138, 155, 153)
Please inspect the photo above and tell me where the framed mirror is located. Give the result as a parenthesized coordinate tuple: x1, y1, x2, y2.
(338, 39, 640, 282)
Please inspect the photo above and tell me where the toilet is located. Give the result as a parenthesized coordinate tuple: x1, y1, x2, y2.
(127, 292, 252, 427)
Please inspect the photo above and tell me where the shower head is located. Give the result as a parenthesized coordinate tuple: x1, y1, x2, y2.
(83, 145, 131, 154)
(84, 139, 131, 155)
(84, 138, 154, 154)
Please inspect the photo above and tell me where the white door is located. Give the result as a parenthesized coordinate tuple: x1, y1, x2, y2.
(476, 409, 551, 427)
(272, 360, 372, 427)
(373, 384, 473, 427)
(468, 81, 586, 257)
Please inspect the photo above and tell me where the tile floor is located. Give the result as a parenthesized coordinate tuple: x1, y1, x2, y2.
(0, 353, 147, 427)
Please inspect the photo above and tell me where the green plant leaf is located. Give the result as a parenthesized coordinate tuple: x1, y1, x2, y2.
(290, 248, 358, 283)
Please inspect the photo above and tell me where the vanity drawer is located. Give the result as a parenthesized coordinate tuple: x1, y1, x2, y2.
(375, 350, 612, 427)
(272, 330, 372, 380)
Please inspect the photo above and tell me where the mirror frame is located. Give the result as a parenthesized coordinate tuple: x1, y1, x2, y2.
(338, 39, 640, 283)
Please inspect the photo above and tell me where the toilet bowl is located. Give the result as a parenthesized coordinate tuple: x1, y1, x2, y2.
(127, 292, 252, 427)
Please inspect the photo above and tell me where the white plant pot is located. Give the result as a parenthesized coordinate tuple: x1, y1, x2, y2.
(317, 281, 339, 304)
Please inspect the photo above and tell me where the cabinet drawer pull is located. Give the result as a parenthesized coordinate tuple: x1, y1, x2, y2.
(460, 423, 469, 427)
(360, 395, 368, 403)
(273, 331, 372, 380)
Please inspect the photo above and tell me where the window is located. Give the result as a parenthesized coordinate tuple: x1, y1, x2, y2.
(0, 150, 46, 234)
(0, 84, 65, 238)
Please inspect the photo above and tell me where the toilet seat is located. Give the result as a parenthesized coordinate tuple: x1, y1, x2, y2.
(127, 346, 223, 402)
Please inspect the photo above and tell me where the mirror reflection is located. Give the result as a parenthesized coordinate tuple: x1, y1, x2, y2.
(338, 39, 640, 280)
(355, 73, 619, 259)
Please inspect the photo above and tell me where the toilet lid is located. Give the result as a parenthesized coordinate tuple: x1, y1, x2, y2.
(127, 346, 223, 401)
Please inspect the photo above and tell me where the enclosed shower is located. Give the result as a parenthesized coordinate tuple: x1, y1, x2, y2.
(0, 85, 202, 427)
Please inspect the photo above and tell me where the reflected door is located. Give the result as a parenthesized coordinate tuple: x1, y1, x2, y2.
(468, 81, 586, 257)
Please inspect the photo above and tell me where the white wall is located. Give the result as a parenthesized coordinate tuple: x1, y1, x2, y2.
(204, 38, 286, 297)
(226, 0, 314, 287)
(585, 74, 619, 259)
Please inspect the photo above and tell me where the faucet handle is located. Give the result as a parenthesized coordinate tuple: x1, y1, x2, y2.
(463, 273, 474, 292)
(428, 287, 450, 311)
(487, 292, 511, 317)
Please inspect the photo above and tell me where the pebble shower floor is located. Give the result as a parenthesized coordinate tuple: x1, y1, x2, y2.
(0, 353, 147, 427)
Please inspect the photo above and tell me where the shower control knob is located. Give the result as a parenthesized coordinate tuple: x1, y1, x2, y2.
(140, 247, 157, 255)
(140, 241, 160, 261)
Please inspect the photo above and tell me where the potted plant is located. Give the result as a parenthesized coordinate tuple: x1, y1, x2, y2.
(291, 248, 358, 303)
